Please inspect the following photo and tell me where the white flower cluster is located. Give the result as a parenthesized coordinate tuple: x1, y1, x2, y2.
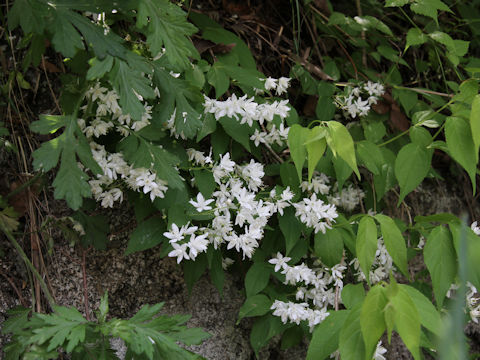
(79, 81, 155, 139)
(471, 221, 480, 235)
(203, 94, 290, 127)
(250, 123, 289, 148)
(334, 81, 385, 119)
(86, 142, 168, 208)
(350, 237, 393, 284)
(269, 252, 347, 331)
(293, 193, 338, 234)
(328, 183, 365, 212)
(300, 173, 365, 213)
(262, 76, 291, 95)
(164, 152, 296, 262)
(447, 282, 480, 323)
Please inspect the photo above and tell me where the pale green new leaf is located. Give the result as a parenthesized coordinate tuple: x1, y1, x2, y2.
(424, 226, 456, 308)
(306, 127, 327, 181)
(390, 287, 421, 359)
(327, 121, 360, 179)
(287, 124, 310, 181)
(400, 285, 442, 336)
(341, 284, 365, 310)
(339, 304, 365, 360)
(374, 214, 408, 277)
(361, 285, 387, 359)
(356, 216, 378, 283)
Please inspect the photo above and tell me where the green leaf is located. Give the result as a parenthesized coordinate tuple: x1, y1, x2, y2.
(406, 28, 428, 48)
(339, 304, 365, 360)
(332, 155, 353, 191)
(30, 115, 66, 135)
(314, 228, 344, 267)
(470, 95, 480, 164)
(53, 146, 91, 210)
(356, 140, 383, 175)
(72, 212, 109, 250)
(394, 143, 432, 204)
(326, 121, 360, 179)
(307, 127, 327, 181)
(207, 63, 230, 98)
(390, 287, 421, 359)
(87, 56, 114, 80)
(219, 116, 251, 151)
(424, 226, 456, 308)
(374, 214, 408, 277)
(110, 58, 155, 121)
(429, 31, 455, 52)
(361, 285, 387, 359)
(288, 124, 310, 181)
(197, 113, 217, 141)
(8, 0, 48, 33)
(51, 10, 85, 57)
(250, 315, 290, 355)
(245, 263, 271, 298)
(209, 249, 225, 295)
(278, 207, 303, 255)
(137, 0, 198, 70)
(341, 284, 365, 310)
(306, 310, 350, 360)
(400, 284, 442, 336)
(356, 216, 378, 283)
(238, 295, 273, 321)
(354, 15, 393, 36)
(280, 162, 300, 189)
(125, 216, 166, 255)
(410, 0, 450, 24)
(193, 169, 215, 198)
(445, 116, 477, 191)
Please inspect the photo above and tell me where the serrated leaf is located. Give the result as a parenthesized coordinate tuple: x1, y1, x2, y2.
(356, 216, 378, 283)
(110, 58, 155, 121)
(51, 10, 85, 57)
(445, 116, 477, 191)
(137, 0, 198, 70)
(428, 31, 455, 52)
(8, 0, 48, 33)
(394, 143, 432, 204)
(87, 56, 114, 80)
(326, 121, 360, 179)
(410, 0, 450, 24)
(406, 28, 428, 48)
(245, 262, 271, 297)
(31, 115, 67, 135)
(424, 226, 456, 308)
(125, 217, 166, 255)
(361, 285, 387, 359)
(314, 228, 344, 267)
(374, 214, 408, 277)
(306, 310, 350, 360)
(288, 124, 309, 181)
(238, 295, 273, 321)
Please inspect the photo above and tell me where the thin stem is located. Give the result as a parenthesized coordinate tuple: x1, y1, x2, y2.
(0, 222, 55, 308)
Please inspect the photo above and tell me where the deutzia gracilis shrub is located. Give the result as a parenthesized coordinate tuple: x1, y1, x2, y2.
(5, 1, 480, 359)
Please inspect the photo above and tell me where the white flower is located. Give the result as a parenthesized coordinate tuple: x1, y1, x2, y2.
(163, 223, 184, 243)
(269, 252, 291, 272)
(373, 341, 387, 360)
(276, 77, 291, 95)
(471, 221, 480, 236)
(264, 77, 278, 91)
(188, 233, 209, 259)
(168, 242, 190, 263)
(189, 193, 215, 212)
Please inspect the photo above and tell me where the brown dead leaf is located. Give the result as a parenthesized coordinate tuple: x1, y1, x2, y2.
(303, 95, 318, 117)
(389, 103, 409, 131)
(40, 59, 61, 73)
(222, 0, 251, 16)
(193, 38, 236, 55)
(372, 100, 390, 115)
